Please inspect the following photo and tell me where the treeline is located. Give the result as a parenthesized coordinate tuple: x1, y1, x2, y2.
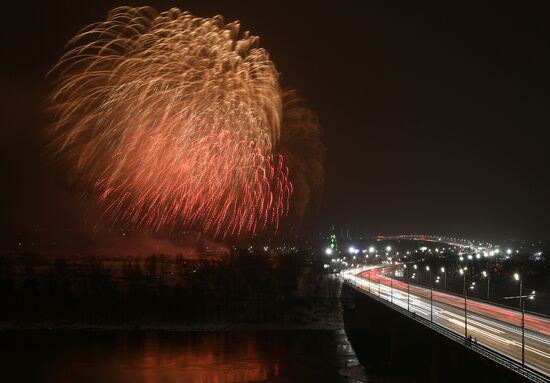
(0, 250, 341, 326)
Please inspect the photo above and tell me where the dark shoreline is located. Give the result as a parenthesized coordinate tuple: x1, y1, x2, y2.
(0, 319, 344, 332)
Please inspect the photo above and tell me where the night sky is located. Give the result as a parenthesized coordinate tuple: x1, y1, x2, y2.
(2, 1, 550, 245)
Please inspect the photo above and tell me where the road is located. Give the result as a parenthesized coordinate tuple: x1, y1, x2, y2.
(342, 266, 550, 377)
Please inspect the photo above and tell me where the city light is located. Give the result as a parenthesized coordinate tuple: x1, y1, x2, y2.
(514, 273, 520, 281)
(386, 245, 392, 252)
(369, 246, 375, 253)
(348, 246, 359, 254)
(325, 248, 333, 256)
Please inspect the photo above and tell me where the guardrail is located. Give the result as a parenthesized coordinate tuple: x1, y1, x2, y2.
(344, 278, 550, 383)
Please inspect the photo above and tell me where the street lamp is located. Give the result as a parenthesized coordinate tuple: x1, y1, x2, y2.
(404, 264, 410, 312)
(482, 269, 490, 301)
(426, 266, 433, 322)
(518, 274, 524, 366)
(459, 267, 469, 340)
(411, 272, 417, 314)
(504, 273, 535, 367)
(390, 271, 394, 304)
(514, 273, 521, 308)
(440, 267, 447, 291)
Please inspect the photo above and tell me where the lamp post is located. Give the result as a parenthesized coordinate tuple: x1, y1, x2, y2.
(515, 272, 522, 309)
(404, 265, 410, 312)
(482, 269, 490, 301)
(487, 262, 491, 300)
(410, 271, 416, 313)
(390, 272, 393, 303)
(504, 273, 535, 367)
(515, 272, 524, 366)
(460, 267, 468, 340)
(440, 267, 447, 291)
(426, 266, 433, 322)
(521, 295, 525, 366)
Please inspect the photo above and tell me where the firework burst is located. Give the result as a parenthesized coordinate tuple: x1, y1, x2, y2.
(49, 6, 321, 237)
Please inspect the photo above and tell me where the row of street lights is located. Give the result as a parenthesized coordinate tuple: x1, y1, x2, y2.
(406, 264, 496, 302)
(399, 264, 535, 367)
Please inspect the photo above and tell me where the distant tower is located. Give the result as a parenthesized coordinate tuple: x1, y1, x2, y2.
(330, 225, 338, 251)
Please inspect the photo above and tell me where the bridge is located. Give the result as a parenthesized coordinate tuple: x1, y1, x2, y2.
(375, 234, 487, 250)
(342, 266, 550, 383)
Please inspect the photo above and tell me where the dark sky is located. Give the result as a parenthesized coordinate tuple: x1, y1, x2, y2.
(2, 1, 550, 244)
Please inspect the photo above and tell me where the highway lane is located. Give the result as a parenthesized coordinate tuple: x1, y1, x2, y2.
(365, 269, 550, 336)
(342, 267, 550, 377)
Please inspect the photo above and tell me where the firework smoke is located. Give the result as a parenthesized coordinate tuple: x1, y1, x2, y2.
(279, 90, 324, 230)
(48, 6, 322, 237)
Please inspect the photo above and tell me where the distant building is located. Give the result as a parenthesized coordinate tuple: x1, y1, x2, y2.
(330, 225, 338, 251)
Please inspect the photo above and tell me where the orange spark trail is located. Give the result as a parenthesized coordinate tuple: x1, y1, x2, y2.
(48, 6, 323, 238)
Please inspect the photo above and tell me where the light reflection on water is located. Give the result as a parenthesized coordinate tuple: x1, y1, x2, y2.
(0, 329, 364, 383)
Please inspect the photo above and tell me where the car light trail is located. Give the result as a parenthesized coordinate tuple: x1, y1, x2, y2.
(343, 266, 550, 377)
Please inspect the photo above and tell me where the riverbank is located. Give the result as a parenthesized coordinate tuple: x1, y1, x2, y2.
(0, 315, 344, 332)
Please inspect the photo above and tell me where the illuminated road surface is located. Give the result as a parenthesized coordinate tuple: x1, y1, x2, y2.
(342, 267, 550, 377)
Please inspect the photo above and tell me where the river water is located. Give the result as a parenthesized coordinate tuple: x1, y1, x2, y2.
(0, 330, 367, 383)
